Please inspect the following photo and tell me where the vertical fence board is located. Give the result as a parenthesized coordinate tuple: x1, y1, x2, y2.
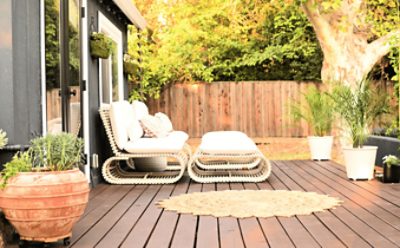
(146, 81, 333, 138)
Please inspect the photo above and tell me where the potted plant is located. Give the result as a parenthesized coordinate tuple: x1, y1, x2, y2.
(0, 133, 89, 246)
(123, 53, 140, 75)
(381, 155, 400, 183)
(292, 85, 335, 160)
(90, 32, 112, 59)
(332, 79, 389, 180)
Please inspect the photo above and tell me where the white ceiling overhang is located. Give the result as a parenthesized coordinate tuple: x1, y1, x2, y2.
(112, 0, 147, 29)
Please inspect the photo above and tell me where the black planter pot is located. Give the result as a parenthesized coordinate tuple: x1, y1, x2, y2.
(381, 163, 400, 183)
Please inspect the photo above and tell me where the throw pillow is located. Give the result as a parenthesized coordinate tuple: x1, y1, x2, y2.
(140, 115, 169, 138)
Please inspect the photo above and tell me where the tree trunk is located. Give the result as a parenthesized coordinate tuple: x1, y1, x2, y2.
(302, 0, 400, 88)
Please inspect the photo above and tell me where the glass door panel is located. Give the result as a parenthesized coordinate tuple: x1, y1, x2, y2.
(45, 0, 62, 134)
(45, 0, 81, 136)
(68, 0, 81, 135)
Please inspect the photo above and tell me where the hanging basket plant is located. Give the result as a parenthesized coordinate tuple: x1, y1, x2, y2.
(90, 32, 112, 59)
(123, 53, 140, 75)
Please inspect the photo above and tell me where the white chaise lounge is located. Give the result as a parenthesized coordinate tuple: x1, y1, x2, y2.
(188, 131, 271, 183)
(99, 101, 191, 184)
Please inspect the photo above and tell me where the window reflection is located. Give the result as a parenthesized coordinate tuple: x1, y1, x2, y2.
(101, 39, 119, 103)
(45, 0, 81, 135)
(45, 0, 61, 134)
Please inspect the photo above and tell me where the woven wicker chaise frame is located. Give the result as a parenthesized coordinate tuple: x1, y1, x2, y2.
(99, 107, 191, 184)
(188, 141, 271, 183)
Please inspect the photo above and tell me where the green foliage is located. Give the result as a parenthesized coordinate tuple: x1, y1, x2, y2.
(90, 32, 113, 59)
(128, 27, 164, 101)
(131, 0, 323, 99)
(0, 133, 84, 188)
(0, 130, 7, 149)
(29, 133, 84, 171)
(45, 0, 80, 89)
(383, 154, 400, 168)
(291, 86, 334, 136)
(0, 152, 32, 188)
(332, 79, 389, 148)
(44, 0, 60, 89)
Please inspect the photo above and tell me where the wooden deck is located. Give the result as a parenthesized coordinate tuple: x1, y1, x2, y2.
(14, 160, 400, 247)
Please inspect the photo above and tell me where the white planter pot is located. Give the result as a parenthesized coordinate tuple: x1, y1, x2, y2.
(342, 146, 378, 180)
(308, 136, 333, 160)
(133, 157, 168, 172)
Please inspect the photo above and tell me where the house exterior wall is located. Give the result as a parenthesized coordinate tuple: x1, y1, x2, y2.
(86, 0, 130, 185)
(0, 0, 42, 163)
(0, 0, 136, 186)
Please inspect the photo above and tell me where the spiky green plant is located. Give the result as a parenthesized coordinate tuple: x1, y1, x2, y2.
(291, 85, 334, 136)
(29, 133, 84, 171)
(332, 79, 389, 148)
(0, 129, 8, 149)
(0, 133, 84, 188)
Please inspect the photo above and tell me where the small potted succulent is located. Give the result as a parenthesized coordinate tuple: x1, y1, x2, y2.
(0, 133, 89, 246)
(90, 32, 112, 59)
(381, 155, 400, 183)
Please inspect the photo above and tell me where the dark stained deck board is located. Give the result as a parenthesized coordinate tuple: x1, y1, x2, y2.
(169, 181, 202, 248)
(88, 183, 108, 200)
(80, 184, 125, 219)
(254, 182, 295, 248)
(146, 177, 191, 248)
(216, 183, 245, 248)
(231, 183, 269, 248)
(13, 160, 400, 248)
(317, 161, 400, 205)
(196, 183, 220, 248)
(279, 160, 399, 247)
(275, 161, 380, 247)
(71, 185, 134, 244)
(71, 185, 147, 247)
(297, 160, 400, 234)
(263, 169, 325, 248)
(312, 161, 400, 214)
(120, 184, 177, 248)
(95, 185, 160, 248)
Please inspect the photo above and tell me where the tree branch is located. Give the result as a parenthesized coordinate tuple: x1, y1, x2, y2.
(364, 29, 400, 72)
(301, 0, 338, 57)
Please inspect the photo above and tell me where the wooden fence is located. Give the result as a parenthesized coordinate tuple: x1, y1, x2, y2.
(146, 81, 322, 138)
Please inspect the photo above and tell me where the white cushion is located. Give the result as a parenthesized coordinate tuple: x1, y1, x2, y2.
(140, 114, 169, 138)
(132, 100, 149, 120)
(199, 131, 258, 154)
(124, 131, 189, 153)
(127, 117, 144, 142)
(110, 101, 131, 150)
(155, 112, 173, 132)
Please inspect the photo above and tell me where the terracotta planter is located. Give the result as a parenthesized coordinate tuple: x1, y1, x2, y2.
(0, 169, 89, 243)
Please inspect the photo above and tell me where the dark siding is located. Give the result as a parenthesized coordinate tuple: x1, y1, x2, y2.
(87, 0, 130, 185)
(0, 0, 41, 164)
(12, 0, 42, 144)
(0, 0, 14, 140)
